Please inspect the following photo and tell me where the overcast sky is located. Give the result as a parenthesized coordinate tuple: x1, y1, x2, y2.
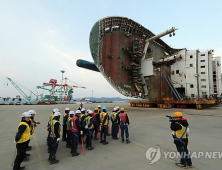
(0, 0, 222, 99)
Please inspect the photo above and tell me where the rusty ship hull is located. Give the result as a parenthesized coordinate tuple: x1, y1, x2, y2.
(76, 16, 221, 108)
(89, 16, 184, 102)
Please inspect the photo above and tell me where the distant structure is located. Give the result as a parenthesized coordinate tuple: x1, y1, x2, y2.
(37, 77, 86, 102)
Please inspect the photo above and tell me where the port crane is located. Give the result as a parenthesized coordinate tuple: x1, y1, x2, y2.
(5, 77, 39, 102)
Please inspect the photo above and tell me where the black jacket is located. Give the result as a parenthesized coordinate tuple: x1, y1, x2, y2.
(171, 118, 189, 146)
(63, 114, 68, 126)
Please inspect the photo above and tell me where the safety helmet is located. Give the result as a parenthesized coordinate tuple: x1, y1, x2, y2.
(87, 109, 90, 112)
(114, 107, 117, 111)
(174, 112, 183, 118)
(116, 106, 120, 109)
(69, 111, 75, 115)
(88, 110, 93, 116)
(81, 108, 86, 112)
(88, 110, 93, 114)
(53, 108, 59, 113)
(65, 108, 70, 111)
(28, 110, 36, 114)
(22, 112, 31, 118)
(76, 110, 81, 114)
(94, 107, 98, 111)
(120, 108, 124, 111)
(102, 106, 106, 110)
(98, 105, 101, 108)
(54, 111, 61, 117)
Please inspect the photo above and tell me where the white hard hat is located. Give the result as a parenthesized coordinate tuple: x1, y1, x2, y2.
(54, 111, 61, 117)
(28, 110, 36, 114)
(116, 106, 120, 109)
(53, 108, 59, 112)
(81, 108, 86, 112)
(22, 112, 31, 118)
(114, 107, 117, 111)
(88, 110, 93, 114)
(69, 111, 75, 115)
(65, 108, 70, 111)
(98, 105, 101, 108)
(87, 109, 90, 112)
(76, 110, 81, 114)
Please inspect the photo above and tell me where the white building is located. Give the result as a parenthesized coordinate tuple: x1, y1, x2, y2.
(170, 49, 221, 99)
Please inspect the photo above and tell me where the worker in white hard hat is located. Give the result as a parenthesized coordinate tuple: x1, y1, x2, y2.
(47, 108, 58, 153)
(13, 112, 31, 170)
(48, 111, 61, 164)
(85, 110, 94, 150)
(116, 106, 120, 114)
(62, 108, 70, 141)
(23, 110, 40, 160)
(111, 107, 119, 140)
(79, 108, 87, 144)
(66, 111, 75, 148)
(26, 110, 40, 150)
(98, 105, 102, 114)
(70, 110, 81, 157)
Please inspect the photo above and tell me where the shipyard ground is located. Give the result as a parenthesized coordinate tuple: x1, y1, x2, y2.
(1, 103, 222, 170)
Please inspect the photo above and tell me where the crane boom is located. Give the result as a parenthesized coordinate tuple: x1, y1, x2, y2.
(6, 77, 38, 102)
(37, 85, 69, 93)
(6, 77, 31, 101)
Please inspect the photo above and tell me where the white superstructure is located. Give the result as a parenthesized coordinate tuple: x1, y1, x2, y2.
(170, 49, 221, 99)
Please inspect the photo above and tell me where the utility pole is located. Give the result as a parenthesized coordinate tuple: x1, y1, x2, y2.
(60, 70, 65, 101)
(92, 90, 93, 98)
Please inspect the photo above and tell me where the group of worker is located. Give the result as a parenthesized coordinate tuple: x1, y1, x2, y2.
(46, 105, 131, 165)
(13, 110, 40, 170)
(13, 104, 192, 169)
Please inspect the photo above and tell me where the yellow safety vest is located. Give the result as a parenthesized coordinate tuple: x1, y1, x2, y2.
(67, 117, 72, 130)
(80, 114, 86, 125)
(50, 113, 54, 125)
(63, 113, 66, 117)
(86, 116, 94, 129)
(172, 122, 187, 139)
(17, 122, 31, 143)
(101, 112, 108, 126)
(50, 120, 61, 138)
(111, 112, 119, 123)
(30, 119, 35, 134)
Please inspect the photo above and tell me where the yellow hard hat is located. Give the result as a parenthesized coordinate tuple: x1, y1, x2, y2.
(95, 107, 98, 111)
(120, 108, 124, 111)
(174, 112, 183, 117)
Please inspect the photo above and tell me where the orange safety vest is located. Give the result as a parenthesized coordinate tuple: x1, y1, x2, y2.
(71, 116, 78, 133)
(94, 112, 98, 123)
(119, 113, 127, 122)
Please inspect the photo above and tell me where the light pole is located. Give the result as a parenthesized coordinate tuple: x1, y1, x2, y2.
(92, 90, 93, 98)
(60, 70, 65, 101)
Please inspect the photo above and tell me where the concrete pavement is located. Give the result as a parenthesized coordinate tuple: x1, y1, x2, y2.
(1, 102, 222, 170)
